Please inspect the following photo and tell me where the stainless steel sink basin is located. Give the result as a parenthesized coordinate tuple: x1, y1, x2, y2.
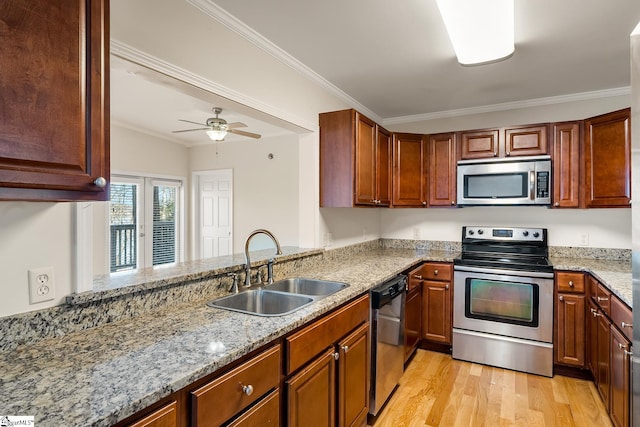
(207, 289, 314, 316)
(266, 278, 349, 296)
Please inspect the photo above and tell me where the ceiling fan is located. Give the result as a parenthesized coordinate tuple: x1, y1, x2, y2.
(172, 107, 262, 141)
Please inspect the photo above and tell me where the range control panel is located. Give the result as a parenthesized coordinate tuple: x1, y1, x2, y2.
(463, 226, 546, 242)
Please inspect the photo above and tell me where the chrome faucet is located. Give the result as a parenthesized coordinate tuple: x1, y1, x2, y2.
(244, 229, 283, 287)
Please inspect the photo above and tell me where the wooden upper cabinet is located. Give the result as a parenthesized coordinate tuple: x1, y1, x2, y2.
(0, 0, 110, 201)
(459, 125, 548, 160)
(583, 108, 631, 208)
(428, 132, 457, 207)
(551, 122, 581, 208)
(392, 133, 427, 207)
(320, 109, 391, 207)
(459, 129, 500, 159)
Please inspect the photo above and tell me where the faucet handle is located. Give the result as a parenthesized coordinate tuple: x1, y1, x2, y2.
(227, 272, 239, 293)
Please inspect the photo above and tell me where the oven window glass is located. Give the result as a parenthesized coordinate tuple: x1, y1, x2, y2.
(464, 173, 527, 199)
(465, 278, 539, 327)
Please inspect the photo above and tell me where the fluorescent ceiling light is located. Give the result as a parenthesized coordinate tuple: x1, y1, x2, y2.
(436, 0, 515, 66)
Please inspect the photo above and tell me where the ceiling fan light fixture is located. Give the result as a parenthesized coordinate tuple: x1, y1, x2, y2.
(206, 128, 227, 141)
(436, 0, 514, 66)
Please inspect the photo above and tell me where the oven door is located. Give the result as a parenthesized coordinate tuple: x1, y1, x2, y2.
(453, 266, 553, 343)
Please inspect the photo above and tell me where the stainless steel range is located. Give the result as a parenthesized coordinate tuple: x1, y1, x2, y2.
(452, 226, 554, 377)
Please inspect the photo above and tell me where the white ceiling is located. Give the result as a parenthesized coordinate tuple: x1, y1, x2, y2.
(111, 0, 640, 144)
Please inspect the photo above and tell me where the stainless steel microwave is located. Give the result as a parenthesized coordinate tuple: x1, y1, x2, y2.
(457, 155, 551, 206)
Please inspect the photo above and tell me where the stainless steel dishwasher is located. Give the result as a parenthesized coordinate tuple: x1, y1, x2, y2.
(369, 275, 406, 417)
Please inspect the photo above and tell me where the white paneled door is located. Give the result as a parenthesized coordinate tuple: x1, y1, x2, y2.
(197, 170, 233, 259)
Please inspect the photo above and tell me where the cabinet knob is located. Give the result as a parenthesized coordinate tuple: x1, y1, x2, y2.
(333, 352, 340, 361)
(506, 151, 511, 156)
(341, 345, 349, 353)
(93, 177, 107, 188)
(445, 284, 449, 290)
(559, 295, 564, 301)
(422, 201, 427, 206)
(451, 200, 455, 205)
(618, 343, 633, 356)
(621, 321, 632, 329)
(597, 296, 609, 302)
(241, 384, 254, 396)
(568, 281, 574, 287)
(434, 270, 439, 276)
(414, 275, 423, 280)
(493, 151, 498, 157)
(554, 202, 560, 207)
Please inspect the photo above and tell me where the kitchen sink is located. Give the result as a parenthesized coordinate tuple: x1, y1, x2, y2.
(207, 278, 349, 316)
(265, 278, 349, 296)
(207, 289, 314, 317)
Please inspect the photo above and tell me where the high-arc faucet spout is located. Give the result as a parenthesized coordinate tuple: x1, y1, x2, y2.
(244, 229, 283, 287)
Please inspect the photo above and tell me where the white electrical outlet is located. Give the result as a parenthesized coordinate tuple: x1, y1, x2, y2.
(28, 267, 55, 304)
(579, 233, 590, 247)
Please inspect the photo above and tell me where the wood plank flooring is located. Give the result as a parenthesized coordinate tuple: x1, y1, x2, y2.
(369, 349, 612, 427)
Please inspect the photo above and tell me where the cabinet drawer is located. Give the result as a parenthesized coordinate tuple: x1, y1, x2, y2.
(594, 282, 612, 317)
(611, 296, 633, 341)
(227, 389, 280, 427)
(555, 271, 585, 293)
(412, 262, 452, 282)
(286, 294, 369, 374)
(127, 401, 177, 427)
(191, 344, 281, 427)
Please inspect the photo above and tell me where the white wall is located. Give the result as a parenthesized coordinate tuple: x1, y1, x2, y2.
(190, 135, 300, 251)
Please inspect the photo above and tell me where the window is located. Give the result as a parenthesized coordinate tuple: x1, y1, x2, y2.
(109, 175, 183, 273)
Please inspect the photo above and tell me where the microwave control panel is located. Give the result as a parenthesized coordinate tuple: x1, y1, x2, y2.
(536, 171, 550, 198)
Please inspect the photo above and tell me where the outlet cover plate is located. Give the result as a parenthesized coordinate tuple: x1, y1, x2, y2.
(28, 266, 55, 304)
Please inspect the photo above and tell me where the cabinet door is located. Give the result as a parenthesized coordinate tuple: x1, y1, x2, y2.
(421, 280, 452, 344)
(609, 326, 631, 427)
(503, 124, 548, 157)
(555, 293, 586, 367)
(0, 0, 109, 201)
(354, 114, 377, 206)
(287, 347, 336, 427)
(596, 312, 611, 405)
(338, 323, 369, 427)
(583, 108, 631, 208)
(459, 129, 500, 159)
(127, 401, 178, 427)
(227, 389, 280, 427)
(392, 133, 427, 207)
(552, 122, 581, 208)
(376, 127, 392, 206)
(404, 285, 422, 362)
(428, 133, 457, 207)
(587, 299, 599, 379)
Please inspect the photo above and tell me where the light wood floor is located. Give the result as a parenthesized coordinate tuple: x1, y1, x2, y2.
(370, 349, 612, 427)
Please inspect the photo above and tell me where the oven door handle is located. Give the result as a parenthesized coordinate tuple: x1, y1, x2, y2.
(454, 264, 554, 279)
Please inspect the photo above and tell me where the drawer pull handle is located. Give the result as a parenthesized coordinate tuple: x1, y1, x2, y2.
(241, 384, 254, 396)
(621, 321, 632, 329)
(434, 270, 439, 275)
(333, 352, 340, 361)
(591, 309, 602, 318)
(597, 296, 609, 302)
(624, 349, 634, 356)
(341, 345, 349, 353)
(414, 275, 423, 280)
(568, 281, 574, 287)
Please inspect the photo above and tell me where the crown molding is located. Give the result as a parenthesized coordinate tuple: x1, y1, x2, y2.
(383, 86, 631, 125)
(185, 0, 383, 123)
(110, 39, 317, 132)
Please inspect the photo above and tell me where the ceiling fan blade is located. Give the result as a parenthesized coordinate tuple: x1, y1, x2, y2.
(172, 128, 210, 133)
(178, 119, 207, 126)
(227, 122, 247, 129)
(229, 129, 261, 139)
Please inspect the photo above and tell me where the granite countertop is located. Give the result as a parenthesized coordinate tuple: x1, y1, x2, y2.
(0, 247, 631, 426)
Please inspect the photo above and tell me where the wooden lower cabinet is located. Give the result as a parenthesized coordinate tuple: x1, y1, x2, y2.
(555, 293, 586, 367)
(338, 323, 370, 427)
(610, 326, 631, 427)
(404, 282, 422, 362)
(127, 401, 178, 427)
(287, 347, 337, 427)
(421, 280, 452, 344)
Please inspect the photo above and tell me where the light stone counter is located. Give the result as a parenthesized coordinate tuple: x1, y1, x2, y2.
(0, 245, 630, 426)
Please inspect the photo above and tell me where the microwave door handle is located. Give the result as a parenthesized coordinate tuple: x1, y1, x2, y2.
(529, 171, 535, 200)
